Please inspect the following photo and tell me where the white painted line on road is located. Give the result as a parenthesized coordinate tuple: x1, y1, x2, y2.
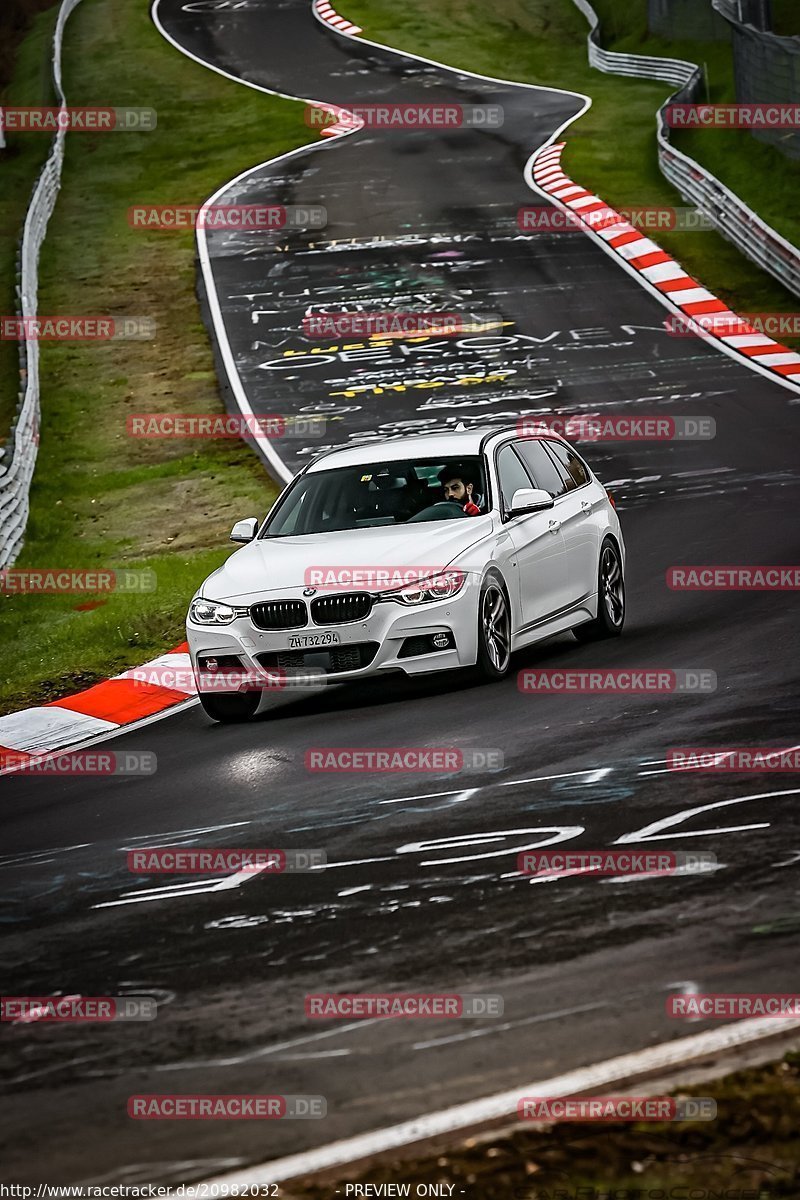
(156, 1018, 382, 1072)
(119, 821, 251, 849)
(379, 789, 464, 805)
(380, 767, 612, 810)
(0, 842, 92, 869)
(612, 787, 800, 843)
(93, 860, 276, 909)
(411, 998, 609, 1051)
(198, 1016, 800, 1186)
(601, 860, 726, 883)
(500, 766, 613, 787)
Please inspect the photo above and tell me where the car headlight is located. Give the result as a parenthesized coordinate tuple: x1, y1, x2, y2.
(386, 570, 467, 606)
(188, 597, 241, 625)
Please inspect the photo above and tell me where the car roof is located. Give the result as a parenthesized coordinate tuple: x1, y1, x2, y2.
(304, 427, 565, 472)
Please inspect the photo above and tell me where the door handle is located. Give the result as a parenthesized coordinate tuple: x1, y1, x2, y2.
(580, 501, 592, 514)
(548, 519, 561, 533)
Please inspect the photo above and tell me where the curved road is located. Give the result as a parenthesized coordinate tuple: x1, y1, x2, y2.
(2, 0, 799, 1185)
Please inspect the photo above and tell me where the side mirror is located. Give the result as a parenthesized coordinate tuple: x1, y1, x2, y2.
(509, 487, 554, 514)
(230, 517, 258, 543)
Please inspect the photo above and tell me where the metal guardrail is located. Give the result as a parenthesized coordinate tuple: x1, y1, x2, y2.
(713, 0, 800, 159)
(0, 0, 83, 569)
(714, 0, 771, 28)
(569, 0, 800, 300)
(714, 0, 743, 19)
(571, 0, 698, 84)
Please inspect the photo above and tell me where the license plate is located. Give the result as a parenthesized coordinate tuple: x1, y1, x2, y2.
(288, 632, 341, 649)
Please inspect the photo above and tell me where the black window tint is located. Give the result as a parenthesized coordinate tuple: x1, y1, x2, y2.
(497, 445, 534, 509)
(513, 439, 567, 498)
(545, 440, 590, 490)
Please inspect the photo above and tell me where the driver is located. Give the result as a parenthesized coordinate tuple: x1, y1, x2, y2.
(438, 463, 482, 516)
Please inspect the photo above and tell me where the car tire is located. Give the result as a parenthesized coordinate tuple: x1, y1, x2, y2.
(475, 573, 512, 680)
(573, 537, 625, 642)
(198, 690, 261, 723)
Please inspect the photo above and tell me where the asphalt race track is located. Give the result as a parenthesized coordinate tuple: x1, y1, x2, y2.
(3, 0, 800, 1184)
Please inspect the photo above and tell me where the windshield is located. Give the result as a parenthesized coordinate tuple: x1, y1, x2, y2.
(261, 456, 488, 537)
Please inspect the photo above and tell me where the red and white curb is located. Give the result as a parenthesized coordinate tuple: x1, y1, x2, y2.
(313, 102, 364, 139)
(313, 0, 362, 37)
(311, 0, 364, 138)
(0, 644, 195, 771)
(531, 143, 800, 389)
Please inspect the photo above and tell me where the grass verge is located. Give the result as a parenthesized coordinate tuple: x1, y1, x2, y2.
(341, 0, 800, 342)
(0, 0, 316, 716)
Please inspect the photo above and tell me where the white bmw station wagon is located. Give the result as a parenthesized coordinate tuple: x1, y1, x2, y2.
(187, 427, 625, 721)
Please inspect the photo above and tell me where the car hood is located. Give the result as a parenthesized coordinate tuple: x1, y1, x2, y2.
(202, 517, 495, 601)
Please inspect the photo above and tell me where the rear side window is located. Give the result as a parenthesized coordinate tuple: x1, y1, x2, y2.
(513, 439, 567, 498)
(545, 440, 590, 490)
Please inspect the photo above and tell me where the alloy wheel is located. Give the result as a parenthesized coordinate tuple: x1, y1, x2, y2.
(481, 583, 511, 672)
(601, 545, 624, 627)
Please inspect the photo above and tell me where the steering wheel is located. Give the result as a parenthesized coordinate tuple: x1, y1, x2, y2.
(408, 500, 468, 523)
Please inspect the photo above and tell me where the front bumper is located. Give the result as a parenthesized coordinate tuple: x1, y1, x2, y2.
(186, 579, 481, 689)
